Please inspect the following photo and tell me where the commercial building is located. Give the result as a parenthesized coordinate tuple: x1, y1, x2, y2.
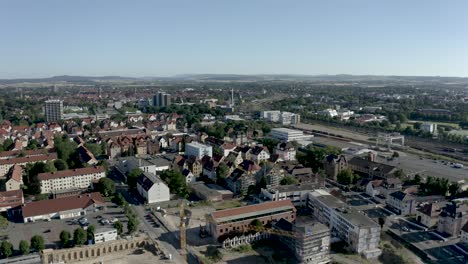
(136, 172, 170, 204)
(308, 190, 381, 258)
(207, 200, 296, 242)
(261, 183, 318, 207)
(273, 218, 330, 264)
(0, 153, 57, 178)
(22, 192, 105, 223)
(270, 128, 312, 142)
(94, 228, 118, 243)
(421, 123, 437, 134)
(44, 99, 64, 122)
(190, 182, 233, 202)
(38, 166, 106, 194)
(185, 142, 212, 159)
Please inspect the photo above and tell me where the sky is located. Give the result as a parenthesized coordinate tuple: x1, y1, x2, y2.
(1, 0, 467, 78)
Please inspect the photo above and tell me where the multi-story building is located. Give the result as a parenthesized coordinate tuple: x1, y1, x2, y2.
(5, 164, 23, 191)
(153, 92, 172, 108)
(421, 123, 437, 134)
(273, 218, 330, 264)
(136, 172, 170, 204)
(274, 142, 296, 161)
(250, 146, 270, 162)
(323, 154, 347, 180)
(437, 200, 468, 237)
(38, 166, 106, 194)
(185, 142, 212, 159)
(348, 156, 398, 179)
(261, 183, 318, 207)
(44, 99, 64, 122)
(207, 200, 296, 242)
(270, 128, 312, 142)
(0, 153, 57, 178)
(308, 190, 381, 258)
(387, 191, 416, 216)
(416, 202, 443, 228)
(0, 189, 24, 215)
(94, 228, 118, 243)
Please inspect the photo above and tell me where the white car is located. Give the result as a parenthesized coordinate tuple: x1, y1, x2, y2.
(110, 218, 119, 223)
(100, 219, 110, 225)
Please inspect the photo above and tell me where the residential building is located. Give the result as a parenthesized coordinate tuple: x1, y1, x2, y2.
(226, 160, 260, 195)
(270, 128, 312, 142)
(273, 218, 330, 264)
(94, 228, 118, 243)
(206, 200, 297, 242)
(0, 189, 24, 215)
(274, 142, 296, 161)
(185, 142, 213, 159)
(387, 191, 416, 216)
(365, 177, 402, 199)
(44, 99, 64, 122)
(437, 200, 468, 237)
(38, 166, 106, 194)
(323, 154, 347, 180)
(181, 169, 196, 183)
(250, 146, 270, 162)
(5, 165, 23, 191)
(0, 153, 57, 178)
(308, 190, 381, 258)
(461, 222, 468, 243)
(22, 192, 105, 223)
(348, 156, 398, 179)
(261, 183, 318, 207)
(136, 172, 170, 204)
(416, 202, 443, 228)
(153, 92, 171, 107)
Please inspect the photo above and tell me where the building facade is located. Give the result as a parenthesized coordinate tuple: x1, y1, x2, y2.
(185, 142, 213, 159)
(437, 200, 468, 237)
(136, 172, 170, 204)
(38, 166, 106, 194)
(45, 99, 64, 122)
(94, 228, 118, 243)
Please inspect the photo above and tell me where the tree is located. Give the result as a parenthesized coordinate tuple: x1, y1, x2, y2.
(73, 228, 87, 246)
(0, 241, 13, 258)
(98, 178, 116, 197)
(19, 240, 30, 255)
(0, 215, 8, 229)
(87, 225, 95, 241)
(280, 176, 299, 185)
(44, 160, 57, 173)
(449, 183, 460, 197)
(413, 174, 421, 185)
(127, 217, 139, 234)
(337, 169, 354, 185)
(250, 219, 263, 229)
(60, 230, 71, 248)
(114, 221, 124, 236)
(160, 170, 189, 198)
(392, 151, 399, 158)
(378, 217, 385, 228)
(114, 193, 126, 206)
(216, 163, 229, 179)
(127, 168, 143, 189)
(30, 235, 45, 252)
(53, 159, 68, 171)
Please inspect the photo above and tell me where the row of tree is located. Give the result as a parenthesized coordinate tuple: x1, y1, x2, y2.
(0, 235, 43, 258)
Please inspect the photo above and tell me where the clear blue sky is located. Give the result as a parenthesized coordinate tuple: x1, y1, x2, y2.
(1, 0, 467, 78)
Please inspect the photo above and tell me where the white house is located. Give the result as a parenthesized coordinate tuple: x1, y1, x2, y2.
(94, 228, 118, 243)
(274, 142, 296, 161)
(136, 172, 170, 204)
(250, 146, 270, 162)
(182, 169, 196, 184)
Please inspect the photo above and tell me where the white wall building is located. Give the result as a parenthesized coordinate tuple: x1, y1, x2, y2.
(38, 166, 106, 194)
(270, 128, 312, 142)
(421, 123, 437, 134)
(317, 109, 338, 118)
(136, 172, 170, 204)
(185, 142, 213, 159)
(94, 228, 118, 243)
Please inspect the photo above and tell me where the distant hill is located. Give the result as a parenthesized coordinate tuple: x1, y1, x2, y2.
(0, 75, 137, 85)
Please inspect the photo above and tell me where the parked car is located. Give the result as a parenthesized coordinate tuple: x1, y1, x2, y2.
(110, 218, 119, 223)
(100, 218, 110, 225)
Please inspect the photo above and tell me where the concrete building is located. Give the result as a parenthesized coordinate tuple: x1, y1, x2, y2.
(308, 190, 381, 258)
(207, 200, 296, 242)
(185, 142, 212, 159)
(416, 202, 443, 228)
(437, 200, 468, 237)
(387, 191, 416, 216)
(44, 99, 64, 122)
(421, 123, 437, 134)
(136, 172, 170, 204)
(116, 156, 171, 180)
(273, 218, 330, 264)
(94, 228, 118, 243)
(261, 183, 318, 207)
(38, 166, 106, 194)
(0, 153, 57, 178)
(153, 92, 171, 108)
(317, 109, 337, 118)
(323, 154, 347, 180)
(274, 142, 296, 161)
(270, 128, 312, 142)
(21, 192, 105, 223)
(5, 165, 23, 191)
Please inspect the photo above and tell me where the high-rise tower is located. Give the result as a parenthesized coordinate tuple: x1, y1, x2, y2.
(44, 99, 64, 122)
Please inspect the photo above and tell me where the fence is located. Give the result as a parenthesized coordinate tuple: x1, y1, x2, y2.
(222, 232, 270, 249)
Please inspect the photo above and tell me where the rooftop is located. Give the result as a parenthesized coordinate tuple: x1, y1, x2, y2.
(211, 200, 295, 224)
(37, 166, 105, 181)
(0, 153, 57, 165)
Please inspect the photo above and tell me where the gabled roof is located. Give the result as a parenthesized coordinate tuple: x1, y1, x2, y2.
(349, 157, 397, 174)
(211, 200, 295, 223)
(38, 166, 105, 181)
(0, 153, 57, 165)
(389, 191, 415, 201)
(0, 189, 23, 208)
(417, 203, 441, 217)
(22, 192, 104, 218)
(462, 221, 468, 233)
(7, 165, 23, 183)
(251, 146, 269, 155)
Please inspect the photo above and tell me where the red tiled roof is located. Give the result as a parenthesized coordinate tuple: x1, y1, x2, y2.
(0, 189, 24, 208)
(211, 200, 295, 220)
(0, 153, 57, 165)
(0, 148, 54, 158)
(8, 165, 23, 183)
(22, 192, 104, 218)
(38, 166, 105, 181)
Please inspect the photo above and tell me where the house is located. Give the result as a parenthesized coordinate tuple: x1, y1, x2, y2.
(94, 228, 118, 243)
(182, 169, 196, 183)
(136, 172, 170, 204)
(273, 142, 296, 161)
(257, 164, 285, 188)
(77, 145, 98, 165)
(437, 200, 468, 237)
(5, 165, 23, 191)
(250, 146, 270, 162)
(365, 180, 383, 197)
(22, 192, 105, 223)
(348, 156, 398, 179)
(221, 142, 237, 157)
(387, 191, 416, 216)
(0, 153, 57, 178)
(323, 154, 347, 180)
(261, 183, 317, 207)
(416, 203, 443, 228)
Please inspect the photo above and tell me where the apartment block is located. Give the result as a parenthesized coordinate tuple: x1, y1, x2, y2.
(38, 166, 106, 194)
(44, 99, 64, 122)
(0, 153, 57, 178)
(185, 142, 213, 159)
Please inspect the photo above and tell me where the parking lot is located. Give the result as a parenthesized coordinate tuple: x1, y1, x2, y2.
(425, 244, 468, 264)
(0, 202, 128, 249)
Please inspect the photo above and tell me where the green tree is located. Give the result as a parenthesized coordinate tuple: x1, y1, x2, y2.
(0, 215, 8, 229)
(44, 160, 57, 173)
(250, 219, 263, 229)
(127, 168, 143, 189)
(54, 136, 78, 164)
(19, 240, 30, 255)
(114, 193, 126, 206)
(160, 170, 189, 198)
(53, 159, 68, 171)
(87, 225, 95, 241)
(337, 169, 354, 185)
(2, 139, 13, 151)
(449, 183, 460, 197)
(73, 228, 87, 246)
(127, 217, 139, 234)
(59, 230, 71, 248)
(98, 178, 116, 197)
(114, 221, 124, 236)
(280, 176, 299, 185)
(30, 235, 45, 252)
(216, 163, 229, 179)
(0, 241, 13, 258)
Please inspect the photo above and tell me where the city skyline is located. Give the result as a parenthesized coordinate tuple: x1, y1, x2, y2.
(1, 0, 468, 78)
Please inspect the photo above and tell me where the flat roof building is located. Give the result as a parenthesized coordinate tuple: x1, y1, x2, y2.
(270, 128, 312, 142)
(44, 99, 64, 122)
(185, 142, 212, 159)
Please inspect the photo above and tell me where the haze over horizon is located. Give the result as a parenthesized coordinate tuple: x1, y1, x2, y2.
(1, 0, 467, 78)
